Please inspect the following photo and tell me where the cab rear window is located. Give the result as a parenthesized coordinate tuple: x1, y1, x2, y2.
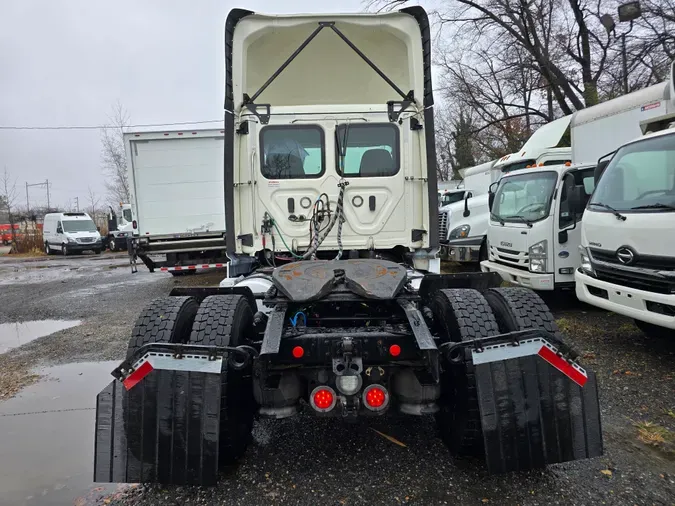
(260, 125, 325, 179)
(336, 124, 399, 177)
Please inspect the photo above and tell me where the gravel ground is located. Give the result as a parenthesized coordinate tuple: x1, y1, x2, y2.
(0, 256, 673, 505)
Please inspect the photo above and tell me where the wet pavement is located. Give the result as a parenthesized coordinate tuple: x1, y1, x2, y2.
(0, 320, 81, 354)
(0, 361, 123, 506)
(0, 255, 673, 505)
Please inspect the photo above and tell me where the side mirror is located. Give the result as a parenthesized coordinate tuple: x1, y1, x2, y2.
(463, 193, 470, 217)
(488, 181, 498, 211)
(558, 230, 568, 244)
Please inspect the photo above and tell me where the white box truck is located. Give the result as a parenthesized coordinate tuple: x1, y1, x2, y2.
(576, 63, 675, 337)
(481, 78, 671, 290)
(439, 117, 573, 263)
(125, 128, 227, 273)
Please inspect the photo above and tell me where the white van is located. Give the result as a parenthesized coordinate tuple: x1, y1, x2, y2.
(43, 212, 103, 255)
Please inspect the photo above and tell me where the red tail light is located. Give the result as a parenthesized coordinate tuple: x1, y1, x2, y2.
(292, 346, 304, 358)
(389, 344, 401, 357)
(363, 385, 389, 411)
(310, 386, 336, 412)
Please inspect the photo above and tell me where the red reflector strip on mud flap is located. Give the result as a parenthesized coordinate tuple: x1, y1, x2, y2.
(471, 337, 602, 474)
(94, 353, 224, 486)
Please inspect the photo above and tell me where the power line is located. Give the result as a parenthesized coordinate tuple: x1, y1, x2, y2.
(0, 119, 223, 131)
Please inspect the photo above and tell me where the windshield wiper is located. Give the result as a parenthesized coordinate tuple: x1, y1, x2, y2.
(589, 202, 627, 221)
(490, 213, 505, 226)
(502, 215, 533, 228)
(631, 203, 675, 211)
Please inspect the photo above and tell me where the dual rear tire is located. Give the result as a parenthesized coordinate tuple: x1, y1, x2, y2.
(432, 287, 563, 458)
(125, 294, 256, 467)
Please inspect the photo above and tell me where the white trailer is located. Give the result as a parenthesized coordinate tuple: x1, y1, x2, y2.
(125, 128, 227, 273)
(481, 76, 672, 291)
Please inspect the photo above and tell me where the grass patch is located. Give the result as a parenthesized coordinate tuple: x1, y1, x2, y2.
(635, 421, 675, 455)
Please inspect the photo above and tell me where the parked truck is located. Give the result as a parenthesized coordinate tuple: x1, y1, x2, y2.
(106, 203, 135, 252)
(93, 7, 602, 486)
(439, 118, 574, 264)
(481, 78, 672, 291)
(576, 63, 675, 337)
(125, 128, 227, 273)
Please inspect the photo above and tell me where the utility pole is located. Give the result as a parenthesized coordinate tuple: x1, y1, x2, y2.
(75, 197, 79, 212)
(25, 180, 51, 215)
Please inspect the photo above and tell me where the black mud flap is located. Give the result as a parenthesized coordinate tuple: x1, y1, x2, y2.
(94, 348, 224, 485)
(472, 337, 602, 473)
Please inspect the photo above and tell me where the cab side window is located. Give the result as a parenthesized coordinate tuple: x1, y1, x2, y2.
(56, 221, 63, 233)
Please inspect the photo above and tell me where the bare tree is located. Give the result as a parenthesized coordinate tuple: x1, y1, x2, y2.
(1, 167, 20, 249)
(101, 101, 131, 205)
(87, 186, 101, 222)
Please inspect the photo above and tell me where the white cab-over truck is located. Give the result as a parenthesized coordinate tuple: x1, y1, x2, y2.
(481, 163, 595, 290)
(576, 65, 675, 337)
(439, 117, 573, 263)
(125, 128, 227, 273)
(481, 78, 672, 290)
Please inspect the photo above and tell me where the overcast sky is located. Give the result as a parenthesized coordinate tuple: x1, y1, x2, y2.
(1, 0, 419, 210)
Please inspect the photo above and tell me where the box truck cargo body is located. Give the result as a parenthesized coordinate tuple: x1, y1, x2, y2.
(125, 128, 227, 273)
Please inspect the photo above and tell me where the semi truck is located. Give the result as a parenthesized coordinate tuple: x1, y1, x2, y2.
(576, 64, 675, 337)
(481, 78, 672, 291)
(93, 7, 602, 486)
(125, 128, 227, 274)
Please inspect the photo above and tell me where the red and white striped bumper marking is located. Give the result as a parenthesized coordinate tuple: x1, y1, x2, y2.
(159, 263, 226, 272)
(471, 338, 588, 387)
(122, 353, 224, 390)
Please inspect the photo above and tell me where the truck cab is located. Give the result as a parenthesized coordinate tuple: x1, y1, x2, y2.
(107, 203, 135, 252)
(576, 128, 675, 336)
(481, 163, 595, 290)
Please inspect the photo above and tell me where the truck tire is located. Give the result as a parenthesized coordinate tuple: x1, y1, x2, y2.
(126, 296, 200, 358)
(44, 242, 52, 255)
(430, 288, 499, 456)
(189, 295, 256, 465)
(123, 296, 199, 463)
(61, 244, 68, 256)
(483, 287, 562, 339)
(109, 238, 116, 251)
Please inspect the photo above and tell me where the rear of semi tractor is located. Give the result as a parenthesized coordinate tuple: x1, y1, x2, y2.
(93, 7, 603, 487)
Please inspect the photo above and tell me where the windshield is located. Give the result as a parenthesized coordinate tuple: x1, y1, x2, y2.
(440, 191, 465, 206)
(122, 209, 132, 222)
(491, 171, 558, 223)
(63, 219, 97, 233)
(591, 134, 675, 212)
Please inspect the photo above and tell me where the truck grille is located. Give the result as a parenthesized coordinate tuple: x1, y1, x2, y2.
(590, 248, 675, 271)
(77, 237, 95, 243)
(438, 212, 449, 241)
(490, 246, 529, 271)
(594, 266, 675, 294)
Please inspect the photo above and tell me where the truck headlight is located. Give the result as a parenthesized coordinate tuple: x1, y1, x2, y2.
(528, 240, 547, 273)
(67, 237, 77, 244)
(449, 224, 471, 239)
(579, 246, 594, 275)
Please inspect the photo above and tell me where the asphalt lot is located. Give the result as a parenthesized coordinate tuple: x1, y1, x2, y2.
(0, 253, 673, 506)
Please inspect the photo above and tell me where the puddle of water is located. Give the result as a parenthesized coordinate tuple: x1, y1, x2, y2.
(0, 320, 81, 354)
(0, 361, 130, 506)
